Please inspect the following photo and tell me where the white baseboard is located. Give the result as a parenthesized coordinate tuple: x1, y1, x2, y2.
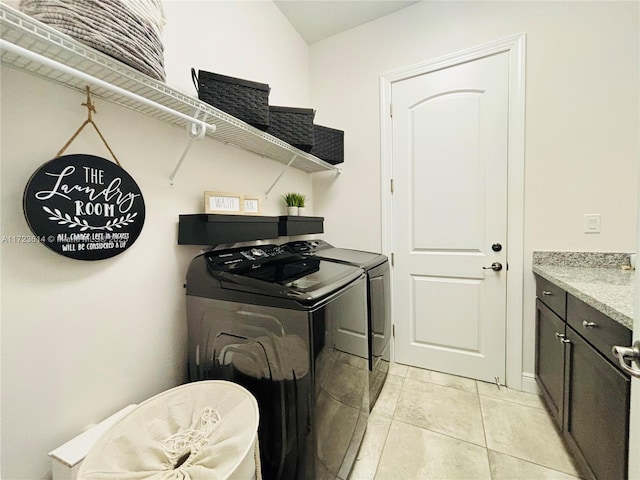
(520, 372, 539, 395)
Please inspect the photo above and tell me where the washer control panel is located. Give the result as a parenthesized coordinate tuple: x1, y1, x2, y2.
(205, 244, 292, 272)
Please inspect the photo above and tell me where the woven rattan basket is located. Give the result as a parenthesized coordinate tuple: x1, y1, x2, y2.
(266, 106, 315, 152)
(20, 0, 166, 81)
(192, 69, 270, 131)
(311, 124, 344, 165)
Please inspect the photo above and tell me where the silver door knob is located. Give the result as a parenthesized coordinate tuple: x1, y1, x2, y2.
(483, 262, 503, 272)
(612, 341, 640, 378)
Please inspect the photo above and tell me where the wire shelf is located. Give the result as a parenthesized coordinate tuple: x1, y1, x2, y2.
(0, 3, 338, 174)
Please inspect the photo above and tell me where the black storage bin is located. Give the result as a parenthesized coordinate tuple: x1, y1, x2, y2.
(178, 214, 279, 245)
(278, 216, 324, 236)
(266, 106, 315, 152)
(192, 68, 270, 130)
(311, 124, 344, 165)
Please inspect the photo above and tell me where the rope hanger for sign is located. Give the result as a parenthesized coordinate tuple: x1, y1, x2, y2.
(56, 86, 122, 167)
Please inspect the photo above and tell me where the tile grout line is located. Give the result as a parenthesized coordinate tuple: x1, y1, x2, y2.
(390, 417, 488, 449)
(477, 392, 583, 478)
(375, 367, 575, 479)
(405, 371, 481, 395)
(477, 381, 495, 479)
(398, 370, 488, 446)
(358, 372, 406, 480)
(485, 449, 583, 479)
(371, 375, 406, 480)
(371, 412, 396, 479)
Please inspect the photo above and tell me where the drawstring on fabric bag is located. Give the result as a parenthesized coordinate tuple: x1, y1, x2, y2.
(160, 407, 221, 469)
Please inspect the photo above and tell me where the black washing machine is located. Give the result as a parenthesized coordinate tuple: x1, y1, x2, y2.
(185, 244, 369, 480)
(283, 240, 391, 411)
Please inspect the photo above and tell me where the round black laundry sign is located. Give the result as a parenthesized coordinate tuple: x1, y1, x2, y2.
(23, 154, 145, 260)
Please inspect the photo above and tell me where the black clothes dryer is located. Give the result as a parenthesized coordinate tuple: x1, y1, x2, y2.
(283, 240, 391, 411)
(185, 244, 369, 480)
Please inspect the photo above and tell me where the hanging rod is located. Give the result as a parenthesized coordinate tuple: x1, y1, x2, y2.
(0, 39, 216, 134)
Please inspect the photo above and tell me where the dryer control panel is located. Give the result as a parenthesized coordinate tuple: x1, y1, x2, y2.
(284, 239, 333, 254)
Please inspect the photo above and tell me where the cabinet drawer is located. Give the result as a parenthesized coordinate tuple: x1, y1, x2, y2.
(535, 275, 567, 319)
(567, 294, 632, 367)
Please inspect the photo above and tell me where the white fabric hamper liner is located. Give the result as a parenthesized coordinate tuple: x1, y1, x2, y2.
(77, 381, 261, 480)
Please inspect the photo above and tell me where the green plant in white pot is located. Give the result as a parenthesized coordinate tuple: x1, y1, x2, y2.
(283, 192, 299, 216)
(296, 193, 307, 216)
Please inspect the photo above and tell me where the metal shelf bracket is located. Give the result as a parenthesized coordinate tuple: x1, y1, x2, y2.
(169, 109, 213, 186)
(264, 154, 342, 198)
(265, 154, 298, 198)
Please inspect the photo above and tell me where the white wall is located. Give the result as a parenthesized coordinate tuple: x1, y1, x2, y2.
(163, 0, 311, 106)
(2, 1, 639, 477)
(0, 2, 311, 478)
(309, 1, 639, 380)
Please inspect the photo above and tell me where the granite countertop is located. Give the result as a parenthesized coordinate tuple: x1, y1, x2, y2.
(532, 252, 634, 330)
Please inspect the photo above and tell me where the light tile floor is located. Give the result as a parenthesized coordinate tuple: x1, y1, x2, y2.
(349, 363, 582, 480)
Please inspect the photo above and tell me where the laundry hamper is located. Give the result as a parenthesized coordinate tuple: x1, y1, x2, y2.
(77, 381, 261, 480)
(19, 0, 166, 81)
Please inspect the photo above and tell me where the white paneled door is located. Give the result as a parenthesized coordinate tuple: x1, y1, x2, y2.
(392, 51, 509, 383)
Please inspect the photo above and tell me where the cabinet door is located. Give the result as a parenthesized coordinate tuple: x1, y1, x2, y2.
(564, 327, 630, 480)
(535, 299, 566, 428)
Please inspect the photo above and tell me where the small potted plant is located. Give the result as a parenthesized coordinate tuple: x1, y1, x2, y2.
(283, 192, 299, 216)
(296, 193, 307, 216)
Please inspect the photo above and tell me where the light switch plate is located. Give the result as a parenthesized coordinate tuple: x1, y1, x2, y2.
(584, 213, 601, 233)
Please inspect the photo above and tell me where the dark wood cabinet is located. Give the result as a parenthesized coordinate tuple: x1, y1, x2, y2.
(535, 299, 566, 427)
(534, 274, 631, 480)
(564, 327, 630, 480)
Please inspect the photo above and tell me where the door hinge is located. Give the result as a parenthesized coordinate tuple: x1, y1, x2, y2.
(390, 104, 393, 118)
(390, 179, 394, 193)
(392, 324, 395, 337)
(391, 252, 394, 266)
